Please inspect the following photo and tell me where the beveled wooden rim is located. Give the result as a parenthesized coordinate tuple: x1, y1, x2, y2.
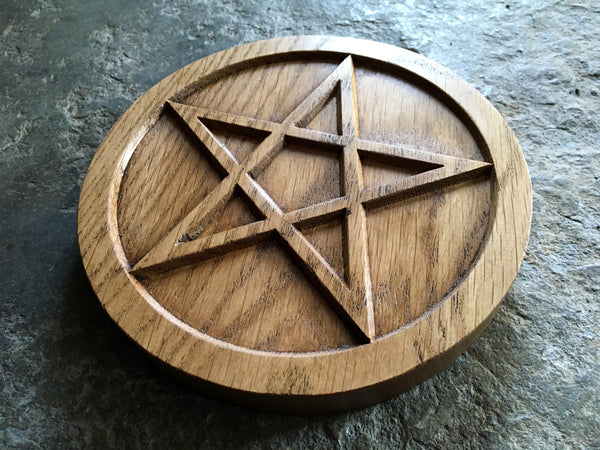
(78, 36, 531, 411)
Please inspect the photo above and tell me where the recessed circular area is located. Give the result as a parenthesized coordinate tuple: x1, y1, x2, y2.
(117, 58, 492, 351)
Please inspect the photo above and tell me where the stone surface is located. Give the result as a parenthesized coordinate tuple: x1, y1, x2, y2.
(1, 0, 598, 448)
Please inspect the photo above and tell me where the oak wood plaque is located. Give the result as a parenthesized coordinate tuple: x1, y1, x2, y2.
(78, 36, 531, 412)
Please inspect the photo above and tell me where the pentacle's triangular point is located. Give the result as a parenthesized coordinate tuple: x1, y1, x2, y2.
(360, 151, 442, 189)
(301, 86, 342, 135)
(199, 189, 265, 237)
(119, 109, 224, 265)
(298, 215, 346, 282)
(357, 141, 493, 209)
(168, 100, 272, 166)
(198, 118, 270, 165)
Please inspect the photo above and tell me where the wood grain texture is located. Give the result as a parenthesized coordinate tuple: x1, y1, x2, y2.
(78, 36, 531, 412)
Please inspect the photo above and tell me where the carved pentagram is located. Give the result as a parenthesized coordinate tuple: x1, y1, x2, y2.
(130, 56, 492, 342)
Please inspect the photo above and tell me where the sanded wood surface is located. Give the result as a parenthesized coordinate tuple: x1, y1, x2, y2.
(78, 36, 531, 412)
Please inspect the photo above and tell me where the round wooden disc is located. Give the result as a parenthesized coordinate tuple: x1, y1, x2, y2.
(78, 36, 531, 412)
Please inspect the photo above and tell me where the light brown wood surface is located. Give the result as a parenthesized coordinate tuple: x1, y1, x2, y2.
(78, 36, 531, 412)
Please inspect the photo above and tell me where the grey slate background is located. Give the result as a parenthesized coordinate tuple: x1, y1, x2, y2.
(1, 0, 598, 448)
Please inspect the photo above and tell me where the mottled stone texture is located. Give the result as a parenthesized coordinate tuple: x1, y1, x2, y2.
(1, 0, 598, 448)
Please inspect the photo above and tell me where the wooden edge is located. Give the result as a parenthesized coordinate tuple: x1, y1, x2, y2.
(77, 36, 532, 407)
(115, 295, 502, 414)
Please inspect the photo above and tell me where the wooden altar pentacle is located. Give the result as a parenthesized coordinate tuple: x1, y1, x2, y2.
(77, 36, 531, 412)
